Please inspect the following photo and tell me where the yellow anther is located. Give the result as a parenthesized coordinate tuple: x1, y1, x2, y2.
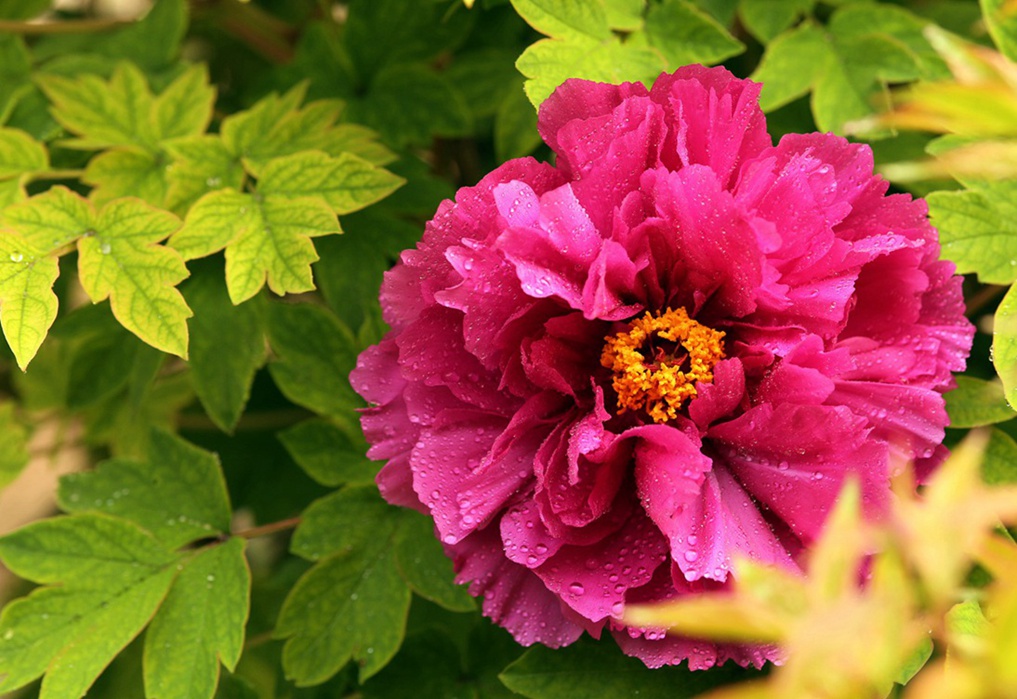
(600, 308, 725, 423)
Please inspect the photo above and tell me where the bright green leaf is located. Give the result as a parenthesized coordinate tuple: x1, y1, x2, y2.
(751, 22, 829, 112)
(895, 635, 933, 685)
(256, 151, 404, 215)
(77, 197, 190, 358)
(163, 135, 246, 216)
(982, 0, 1017, 61)
(510, 0, 612, 40)
(929, 182, 1017, 284)
(995, 284, 1017, 409)
(0, 233, 58, 370)
(517, 36, 666, 107)
(144, 538, 251, 699)
(738, 0, 813, 43)
(279, 419, 377, 487)
(984, 428, 1017, 485)
(275, 548, 410, 685)
(644, 0, 744, 68)
(84, 148, 170, 207)
(265, 301, 361, 418)
(0, 127, 47, 180)
(394, 513, 475, 612)
(946, 376, 1016, 428)
(604, 0, 645, 30)
(2, 185, 91, 251)
(152, 64, 216, 142)
(0, 514, 178, 698)
(37, 62, 157, 151)
(170, 188, 337, 304)
(183, 270, 265, 432)
(58, 429, 233, 549)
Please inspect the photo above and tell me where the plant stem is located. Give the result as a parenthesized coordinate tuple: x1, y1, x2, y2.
(28, 170, 85, 182)
(234, 516, 301, 539)
(966, 284, 1007, 318)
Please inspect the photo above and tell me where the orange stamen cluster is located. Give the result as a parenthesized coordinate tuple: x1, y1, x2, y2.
(601, 308, 726, 423)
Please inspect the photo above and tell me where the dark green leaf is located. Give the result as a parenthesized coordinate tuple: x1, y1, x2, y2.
(394, 512, 475, 612)
(183, 270, 265, 432)
(265, 301, 361, 418)
(278, 419, 377, 487)
(500, 636, 760, 698)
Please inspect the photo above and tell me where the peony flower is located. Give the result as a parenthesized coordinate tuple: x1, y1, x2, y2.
(351, 65, 973, 669)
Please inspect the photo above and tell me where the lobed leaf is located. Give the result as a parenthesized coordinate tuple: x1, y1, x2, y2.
(170, 189, 337, 304)
(510, 0, 612, 41)
(945, 376, 1016, 428)
(144, 539, 251, 699)
(265, 301, 361, 418)
(393, 513, 476, 612)
(256, 151, 405, 215)
(0, 514, 181, 698)
(77, 198, 191, 358)
(644, 0, 744, 68)
(0, 233, 59, 370)
(0, 127, 47, 180)
(183, 270, 265, 432)
(928, 181, 1017, 284)
(58, 429, 233, 549)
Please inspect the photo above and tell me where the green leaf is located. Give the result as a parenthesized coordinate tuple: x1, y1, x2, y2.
(221, 85, 393, 172)
(495, 80, 542, 161)
(0, 0, 50, 20)
(255, 151, 404, 215)
(0, 402, 29, 490)
(183, 270, 265, 432)
(275, 548, 411, 685)
(279, 419, 377, 487)
(394, 513, 475, 612)
(604, 0, 645, 30)
(0, 127, 47, 180)
(77, 197, 191, 358)
(163, 135, 246, 215)
(151, 64, 216, 142)
(0, 514, 179, 697)
(983, 427, 1017, 485)
(982, 0, 1017, 61)
(170, 188, 338, 304)
(265, 301, 361, 418)
(0, 233, 59, 370)
(0, 34, 31, 123)
(895, 635, 933, 685)
(500, 636, 759, 698)
(37, 62, 158, 151)
(447, 49, 525, 120)
(750, 22, 829, 112)
(517, 36, 666, 107)
(928, 182, 1017, 284)
(84, 148, 170, 207)
(738, 0, 813, 43)
(996, 284, 1017, 410)
(346, 63, 473, 147)
(291, 486, 402, 562)
(58, 429, 233, 549)
(510, 0, 612, 40)
(144, 538, 251, 699)
(360, 632, 465, 699)
(644, 0, 744, 68)
(945, 376, 1016, 428)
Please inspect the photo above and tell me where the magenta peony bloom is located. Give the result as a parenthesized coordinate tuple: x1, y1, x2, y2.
(351, 65, 973, 669)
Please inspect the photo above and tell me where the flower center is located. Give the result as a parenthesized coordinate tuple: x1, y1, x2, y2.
(600, 308, 726, 424)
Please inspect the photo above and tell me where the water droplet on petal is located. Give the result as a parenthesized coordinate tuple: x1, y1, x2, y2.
(568, 582, 585, 596)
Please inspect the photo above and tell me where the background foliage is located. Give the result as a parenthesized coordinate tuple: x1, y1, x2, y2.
(0, 0, 1013, 697)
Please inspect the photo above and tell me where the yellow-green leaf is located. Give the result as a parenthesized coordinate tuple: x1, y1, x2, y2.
(77, 198, 191, 358)
(170, 189, 338, 304)
(0, 234, 58, 370)
(0, 127, 47, 180)
(256, 151, 404, 215)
